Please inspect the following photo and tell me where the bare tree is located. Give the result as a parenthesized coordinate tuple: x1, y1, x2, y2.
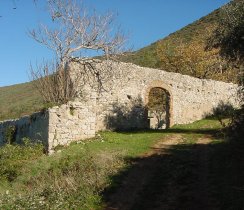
(30, 60, 81, 105)
(30, 0, 127, 104)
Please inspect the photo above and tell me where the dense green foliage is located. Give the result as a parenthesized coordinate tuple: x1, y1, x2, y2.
(148, 88, 168, 111)
(0, 140, 44, 185)
(207, 0, 244, 142)
(208, 0, 244, 64)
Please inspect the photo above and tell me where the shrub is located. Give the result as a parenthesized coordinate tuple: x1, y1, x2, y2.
(0, 146, 124, 209)
(227, 106, 244, 143)
(4, 125, 16, 144)
(0, 141, 44, 183)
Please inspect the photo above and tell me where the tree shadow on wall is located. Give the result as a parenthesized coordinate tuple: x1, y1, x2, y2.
(204, 101, 236, 120)
(104, 96, 149, 131)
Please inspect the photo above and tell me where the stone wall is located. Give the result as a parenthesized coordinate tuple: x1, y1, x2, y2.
(72, 61, 240, 131)
(0, 100, 96, 152)
(48, 100, 96, 151)
(0, 111, 49, 146)
(0, 61, 240, 151)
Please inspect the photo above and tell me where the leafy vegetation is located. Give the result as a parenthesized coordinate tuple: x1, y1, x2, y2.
(207, 0, 244, 142)
(1, 119, 243, 209)
(122, 0, 241, 83)
(208, 0, 244, 66)
(156, 33, 235, 80)
(147, 87, 169, 129)
(4, 125, 16, 144)
(0, 139, 44, 185)
(147, 88, 167, 112)
(0, 131, 164, 209)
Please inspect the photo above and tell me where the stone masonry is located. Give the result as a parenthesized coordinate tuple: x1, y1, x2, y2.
(73, 61, 240, 131)
(0, 61, 240, 151)
(0, 111, 49, 146)
(0, 100, 96, 152)
(48, 100, 96, 151)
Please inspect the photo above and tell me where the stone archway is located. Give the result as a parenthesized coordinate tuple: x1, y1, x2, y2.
(144, 81, 173, 128)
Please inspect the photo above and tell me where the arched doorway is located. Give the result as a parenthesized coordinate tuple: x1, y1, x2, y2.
(147, 87, 170, 129)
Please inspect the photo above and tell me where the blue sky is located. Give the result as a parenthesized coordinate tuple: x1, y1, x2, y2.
(0, 0, 230, 87)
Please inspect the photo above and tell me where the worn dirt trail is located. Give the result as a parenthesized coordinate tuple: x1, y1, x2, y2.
(104, 134, 216, 210)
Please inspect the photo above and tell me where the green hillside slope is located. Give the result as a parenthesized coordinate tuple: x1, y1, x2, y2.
(121, 6, 222, 68)
(0, 82, 43, 121)
(122, 1, 241, 83)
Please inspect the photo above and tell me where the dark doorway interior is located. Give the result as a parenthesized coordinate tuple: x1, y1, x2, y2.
(147, 87, 170, 129)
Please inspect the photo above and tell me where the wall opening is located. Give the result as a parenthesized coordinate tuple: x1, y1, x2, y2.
(147, 87, 170, 129)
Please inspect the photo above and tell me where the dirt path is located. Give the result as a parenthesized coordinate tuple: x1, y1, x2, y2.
(104, 134, 217, 210)
(193, 137, 213, 209)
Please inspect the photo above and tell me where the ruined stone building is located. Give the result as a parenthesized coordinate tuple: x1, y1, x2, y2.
(0, 62, 240, 152)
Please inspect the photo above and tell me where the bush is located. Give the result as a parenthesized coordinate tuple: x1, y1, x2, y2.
(227, 106, 244, 143)
(4, 125, 16, 144)
(0, 146, 124, 209)
(0, 140, 44, 183)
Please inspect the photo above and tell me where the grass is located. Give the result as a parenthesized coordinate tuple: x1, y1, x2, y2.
(0, 130, 165, 209)
(0, 82, 44, 121)
(0, 118, 243, 209)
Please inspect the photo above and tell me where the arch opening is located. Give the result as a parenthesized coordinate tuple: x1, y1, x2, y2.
(147, 87, 171, 129)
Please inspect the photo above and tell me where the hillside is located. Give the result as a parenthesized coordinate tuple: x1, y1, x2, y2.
(0, 1, 239, 121)
(122, 0, 239, 83)
(121, 6, 222, 68)
(0, 82, 43, 121)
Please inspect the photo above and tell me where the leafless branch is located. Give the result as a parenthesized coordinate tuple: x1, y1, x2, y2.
(30, 0, 127, 104)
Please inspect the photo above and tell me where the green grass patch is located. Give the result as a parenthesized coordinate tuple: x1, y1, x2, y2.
(172, 118, 222, 130)
(0, 82, 43, 121)
(1, 118, 240, 209)
(0, 129, 166, 209)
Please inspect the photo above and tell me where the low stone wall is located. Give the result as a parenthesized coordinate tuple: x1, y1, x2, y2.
(0, 100, 96, 152)
(0, 111, 49, 146)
